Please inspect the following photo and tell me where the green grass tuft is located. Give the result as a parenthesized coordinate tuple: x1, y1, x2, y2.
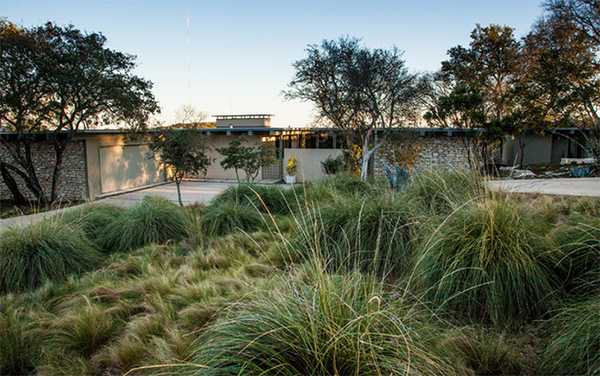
(199, 201, 265, 237)
(0, 219, 100, 293)
(440, 329, 526, 375)
(0, 303, 40, 375)
(551, 217, 600, 296)
(542, 296, 600, 375)
(212, 183, 294, 215)
(415, 197, 558, 326)
(190, 268, 452, 376)
(50, 297, 121, 357)
(293, 190, 416, 278)
(403, 168, 486, 216)
(59, 204, 126, 245)
(97, 196, 194, 253)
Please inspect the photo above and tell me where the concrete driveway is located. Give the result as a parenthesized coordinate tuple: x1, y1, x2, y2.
(0, 181, 235, 232)
(2, 178, 599, 233)
(95, 181, 235, 207)
(487, 177, 600, 197)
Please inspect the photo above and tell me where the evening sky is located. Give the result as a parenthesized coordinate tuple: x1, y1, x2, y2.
(2, 0, 544, 127)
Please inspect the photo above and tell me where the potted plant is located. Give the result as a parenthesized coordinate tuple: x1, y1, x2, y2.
(285, 157, 297, 184)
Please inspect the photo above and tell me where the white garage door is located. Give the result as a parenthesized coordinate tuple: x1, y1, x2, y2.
(99, 144, 165, 194)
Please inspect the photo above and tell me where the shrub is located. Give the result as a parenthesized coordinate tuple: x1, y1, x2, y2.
(190, 270, 452, 375)
(542, 297, 600, 375)
(0, 219, 100, 293)
(97, 196, 193, 253)
(414, 197, 558, 326)
(320, 154, 345, 175)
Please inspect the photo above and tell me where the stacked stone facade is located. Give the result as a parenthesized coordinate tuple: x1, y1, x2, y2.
(0, 140, 88, 202)
(374, 135, 472, 175)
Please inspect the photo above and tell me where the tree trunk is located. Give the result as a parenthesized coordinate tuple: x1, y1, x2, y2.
(20, 140, 48, 205)
(0, 161, 27, 205)
(360, 128, 378, 182)
(584, 99, 600, 166)
(49, 137, 71, 205)
(175, 173, 184, 207)
(1, 138, 47, 204)
(176, 181, 183, 207)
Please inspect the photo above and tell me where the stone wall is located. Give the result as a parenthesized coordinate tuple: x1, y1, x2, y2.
(0, 140, 88, 202)
(374, 135, 472, 175)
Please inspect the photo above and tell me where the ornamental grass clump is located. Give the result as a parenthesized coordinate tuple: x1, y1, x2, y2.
(542, 296, 600, 375)
(211, 183, 293, 215)
(414, 197, 558, 326)
(49, 297, 121, 357)
(439, 329, 525, 375)
(190, 269, 452, 376)
(59, 204, 125, 247)
(293, 190, 416, 278)
(0, 304, 40, 375)
(404, 168, 485, 217)
(199, 201, 265, 237)
(0, 219, 100, 293)
(300, 173, 374, 206)
(551, 217, 600, 296)
(97, 196, 193, 253)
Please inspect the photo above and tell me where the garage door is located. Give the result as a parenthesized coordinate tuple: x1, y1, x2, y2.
(99, 144, 165, 194)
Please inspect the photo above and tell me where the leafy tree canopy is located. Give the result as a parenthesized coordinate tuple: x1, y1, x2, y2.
(150, 128, 212, 206)
(285, 37, 425, 180)
(0, 20, 159, 204)
(217, 136, 277, 183)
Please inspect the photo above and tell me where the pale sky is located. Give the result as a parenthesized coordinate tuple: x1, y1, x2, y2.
(2, 0, 545, 127)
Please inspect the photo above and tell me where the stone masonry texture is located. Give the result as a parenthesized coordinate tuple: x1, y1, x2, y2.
(374, 136, 471, 175)
(0, 140, 88, 202)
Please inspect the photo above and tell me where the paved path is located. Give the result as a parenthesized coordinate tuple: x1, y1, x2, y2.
(0, 181, 235, 232)
(486, 177, 600, 197)
(2, 178, 599, 233)
(96, 181, 236, 207)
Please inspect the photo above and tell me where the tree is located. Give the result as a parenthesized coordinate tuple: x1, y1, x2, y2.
(149, 128, 212, 206)
(284, 37, 425, 181)
(174, 104, 209, 127)
(440, 24, 522, 164)
(442, 24, 521, 121)
(423, 75, 486, 168)
(0, 20, 158, 205)
(217, 136, 277, 182)
(544, 0, 600, 44)
(238, 142, 277, 183)
(539, 2, 600, 162)
(217, 136, 247, 182)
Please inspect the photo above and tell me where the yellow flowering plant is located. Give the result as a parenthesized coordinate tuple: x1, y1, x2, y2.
(286, 158, 297, 176)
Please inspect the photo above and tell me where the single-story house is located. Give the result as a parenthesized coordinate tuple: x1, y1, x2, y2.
(4, 114, 584, 203)
(502, 128, 591, 165)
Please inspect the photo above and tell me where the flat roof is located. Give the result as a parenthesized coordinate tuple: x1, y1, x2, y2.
(213, 114, 275, 120)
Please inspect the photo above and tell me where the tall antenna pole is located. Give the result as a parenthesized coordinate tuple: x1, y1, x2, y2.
(187, 11, 191, 106)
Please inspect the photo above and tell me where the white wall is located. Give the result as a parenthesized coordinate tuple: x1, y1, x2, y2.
(283, 148, 343, 182)
(197, 134, 266, 181)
